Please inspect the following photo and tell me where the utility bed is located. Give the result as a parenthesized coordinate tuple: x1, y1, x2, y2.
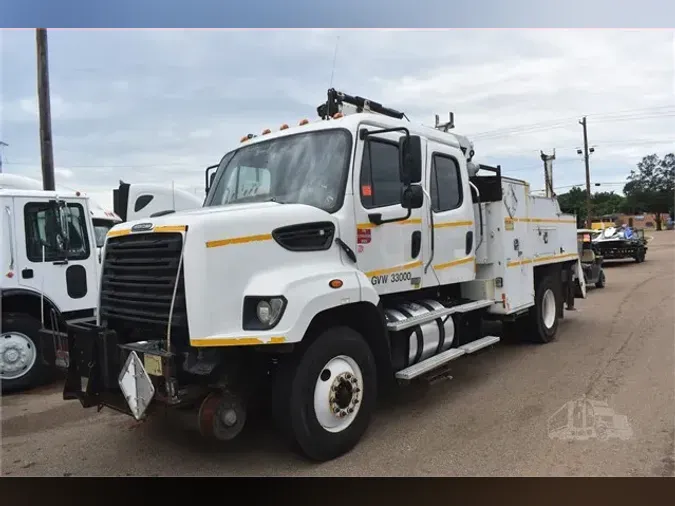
(463, 174, 578, 315)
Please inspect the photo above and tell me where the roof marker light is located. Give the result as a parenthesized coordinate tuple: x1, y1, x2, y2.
(299, 119, 309, 126)
(280, 124, 289, 130)
(262, 128, 271, 135)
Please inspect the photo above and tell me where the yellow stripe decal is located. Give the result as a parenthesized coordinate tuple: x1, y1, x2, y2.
(365, 261, 423, 278)
(107, 228, 131, 238)
(507, 252, 578, 268)
(357, 218, 422, 229)
(191, 336, 286, 347)
(505, 217, 577, 224)
(106, 225, 187, 238)
(206, 233, 273, 248)
(154, 225, 187, 233)
(433, 255, 475, 271)
(434, 220, 474, 229)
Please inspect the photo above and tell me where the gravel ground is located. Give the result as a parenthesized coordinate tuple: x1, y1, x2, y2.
(2, 231, 673, 477)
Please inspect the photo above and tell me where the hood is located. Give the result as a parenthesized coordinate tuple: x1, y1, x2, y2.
(114, 202, 340, 243)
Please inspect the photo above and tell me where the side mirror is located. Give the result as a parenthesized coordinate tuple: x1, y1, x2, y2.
(399, 135, 422, 185)
(205, 164, 218, 194)
(401, 184, 424, 209)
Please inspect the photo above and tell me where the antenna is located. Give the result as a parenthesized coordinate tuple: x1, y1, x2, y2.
(329, 35, 340, 89)
(434, 113, 455, 132)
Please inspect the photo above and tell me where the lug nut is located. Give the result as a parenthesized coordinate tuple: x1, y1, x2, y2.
(351, 377, 357, 384)
(333, 407, 340, 414)
(353, 398, 359, 404)
(355, 388, 361, 393)
(348, 408, 354, 413)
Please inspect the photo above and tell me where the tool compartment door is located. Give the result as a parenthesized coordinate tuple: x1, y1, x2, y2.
(425, 140, 476, 286)
(352, 128, 425, 295)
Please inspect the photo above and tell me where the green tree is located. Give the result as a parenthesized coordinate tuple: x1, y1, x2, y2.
(592, 191, 625, 217)
(557, 186, 587, 227)
(623, 153, 675, 230)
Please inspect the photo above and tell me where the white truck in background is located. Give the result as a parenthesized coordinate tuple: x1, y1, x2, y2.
(62, 89, 587, 462)
(1, 187, 101, 392)
(1, 175, 200, 392)
(112, 181, 203, 223)
(0, 174, 123, 260)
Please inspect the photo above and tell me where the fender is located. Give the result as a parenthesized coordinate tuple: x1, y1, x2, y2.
(190, 262, 381, 346)
(0, 288, 95, 323)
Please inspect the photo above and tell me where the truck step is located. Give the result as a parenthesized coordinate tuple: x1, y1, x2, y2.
(386, 299, 495, 332)
(395, 335, 501, 381)
(458, 334, 500, 354)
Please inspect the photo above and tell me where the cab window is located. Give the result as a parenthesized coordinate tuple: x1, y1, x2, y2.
(24, 202, 91, 262)
(430, 153, 463, 212)
(360, 139, 401, 209)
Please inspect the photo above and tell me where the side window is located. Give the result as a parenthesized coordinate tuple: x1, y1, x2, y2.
(24, 202, 90, 262)
(360, 139, 401, 208)
(134, 195, 154, 212)
(430, 154, 463, 212)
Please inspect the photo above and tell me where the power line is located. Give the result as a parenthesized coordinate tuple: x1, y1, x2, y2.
(470, 107, 675, 141)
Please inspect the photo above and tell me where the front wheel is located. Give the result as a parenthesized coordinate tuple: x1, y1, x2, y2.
(272, 326, 377, 462)
(1, 313, 51, 393)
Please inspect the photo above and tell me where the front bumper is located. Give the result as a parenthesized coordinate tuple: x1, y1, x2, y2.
(62, 321, 205, 419)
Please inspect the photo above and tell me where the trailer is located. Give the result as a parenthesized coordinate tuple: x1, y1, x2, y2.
(61, 88, 587, 461)
(592, 226, 648, 262)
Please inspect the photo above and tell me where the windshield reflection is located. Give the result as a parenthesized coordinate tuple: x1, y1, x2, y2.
(206, 129, 352, 213)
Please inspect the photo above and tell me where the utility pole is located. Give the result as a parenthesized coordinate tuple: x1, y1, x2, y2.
(540, 149, 556, 198)
(579, 116, 592, 228)
(36, 28, 55, 191)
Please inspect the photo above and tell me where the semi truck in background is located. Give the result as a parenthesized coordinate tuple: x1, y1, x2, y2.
(112, 181, 203, 222)
(62, 88, 587, 462)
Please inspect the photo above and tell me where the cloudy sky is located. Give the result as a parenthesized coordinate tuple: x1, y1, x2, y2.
(1, 29, 674, 210)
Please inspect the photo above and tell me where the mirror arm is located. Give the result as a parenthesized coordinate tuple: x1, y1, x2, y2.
(367, 207, 412, 226)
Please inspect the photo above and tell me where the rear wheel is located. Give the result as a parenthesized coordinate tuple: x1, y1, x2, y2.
(526, 274, 560, 344)
(1, 313, 51, 393)
(272, 326, 377, 462)
(595, 270, 606, 288)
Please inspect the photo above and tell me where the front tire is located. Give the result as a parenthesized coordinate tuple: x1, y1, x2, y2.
(272, 326, 377, 462)
(526, 274, 560, 344)
(1, 313, 51, 393)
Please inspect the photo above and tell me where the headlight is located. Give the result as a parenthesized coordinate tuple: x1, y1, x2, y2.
(243, 296, 287, 330)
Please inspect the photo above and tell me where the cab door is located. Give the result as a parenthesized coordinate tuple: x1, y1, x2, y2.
(14, 197, 99, 316)
(352, 127, 425, 295)
(425, 140, 476, 285)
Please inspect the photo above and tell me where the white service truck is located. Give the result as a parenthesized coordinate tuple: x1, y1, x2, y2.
(62, 89, 587, 461)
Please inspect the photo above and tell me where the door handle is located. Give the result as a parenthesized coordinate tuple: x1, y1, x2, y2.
(411, 231, 421, 259)
(21, 268, 34, 279)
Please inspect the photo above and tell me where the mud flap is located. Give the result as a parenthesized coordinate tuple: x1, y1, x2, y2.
(573, 258, 587, 299)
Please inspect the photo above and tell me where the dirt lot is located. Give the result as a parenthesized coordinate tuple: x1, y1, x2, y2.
(2, 232, 674, 477)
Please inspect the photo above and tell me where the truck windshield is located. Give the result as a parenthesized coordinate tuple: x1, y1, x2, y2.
(205, 129, 352, 213)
